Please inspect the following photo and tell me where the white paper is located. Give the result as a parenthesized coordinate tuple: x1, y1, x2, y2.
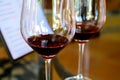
(0, 0, 33, 60)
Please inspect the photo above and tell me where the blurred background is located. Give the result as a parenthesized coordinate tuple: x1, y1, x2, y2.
(106, 0, 120, 10)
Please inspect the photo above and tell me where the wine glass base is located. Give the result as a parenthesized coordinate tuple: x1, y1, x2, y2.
(65, 75, 92, 80)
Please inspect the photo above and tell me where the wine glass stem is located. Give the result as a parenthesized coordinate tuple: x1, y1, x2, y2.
(77, 43, 85, 79)
(45, 59, 52, 80)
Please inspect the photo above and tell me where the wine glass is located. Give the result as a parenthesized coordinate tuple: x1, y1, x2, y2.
(65, 0, 106, 80)
(20, 0, 75, 80)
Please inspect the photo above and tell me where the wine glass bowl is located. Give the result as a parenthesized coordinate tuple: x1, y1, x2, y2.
(20, 0, 75, 80)
(74, 0, 106, 43)
(20, 0, 75, 58)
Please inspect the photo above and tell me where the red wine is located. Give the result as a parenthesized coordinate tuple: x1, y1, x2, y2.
(74, 23, 100, 43)
(27, 34, 68, 59)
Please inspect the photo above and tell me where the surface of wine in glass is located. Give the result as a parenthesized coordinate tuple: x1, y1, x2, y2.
(27, 34, 69, 59)
(20, 0, 75, 80)
(74, 23, 100, 43)
(65, 0, 106, 80)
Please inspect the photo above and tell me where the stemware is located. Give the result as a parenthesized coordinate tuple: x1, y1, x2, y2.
(20, 0, 75, 80)
(65, 0, 106, 80)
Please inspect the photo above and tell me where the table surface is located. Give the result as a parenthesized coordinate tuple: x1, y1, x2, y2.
(0, 12, 120, 80)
